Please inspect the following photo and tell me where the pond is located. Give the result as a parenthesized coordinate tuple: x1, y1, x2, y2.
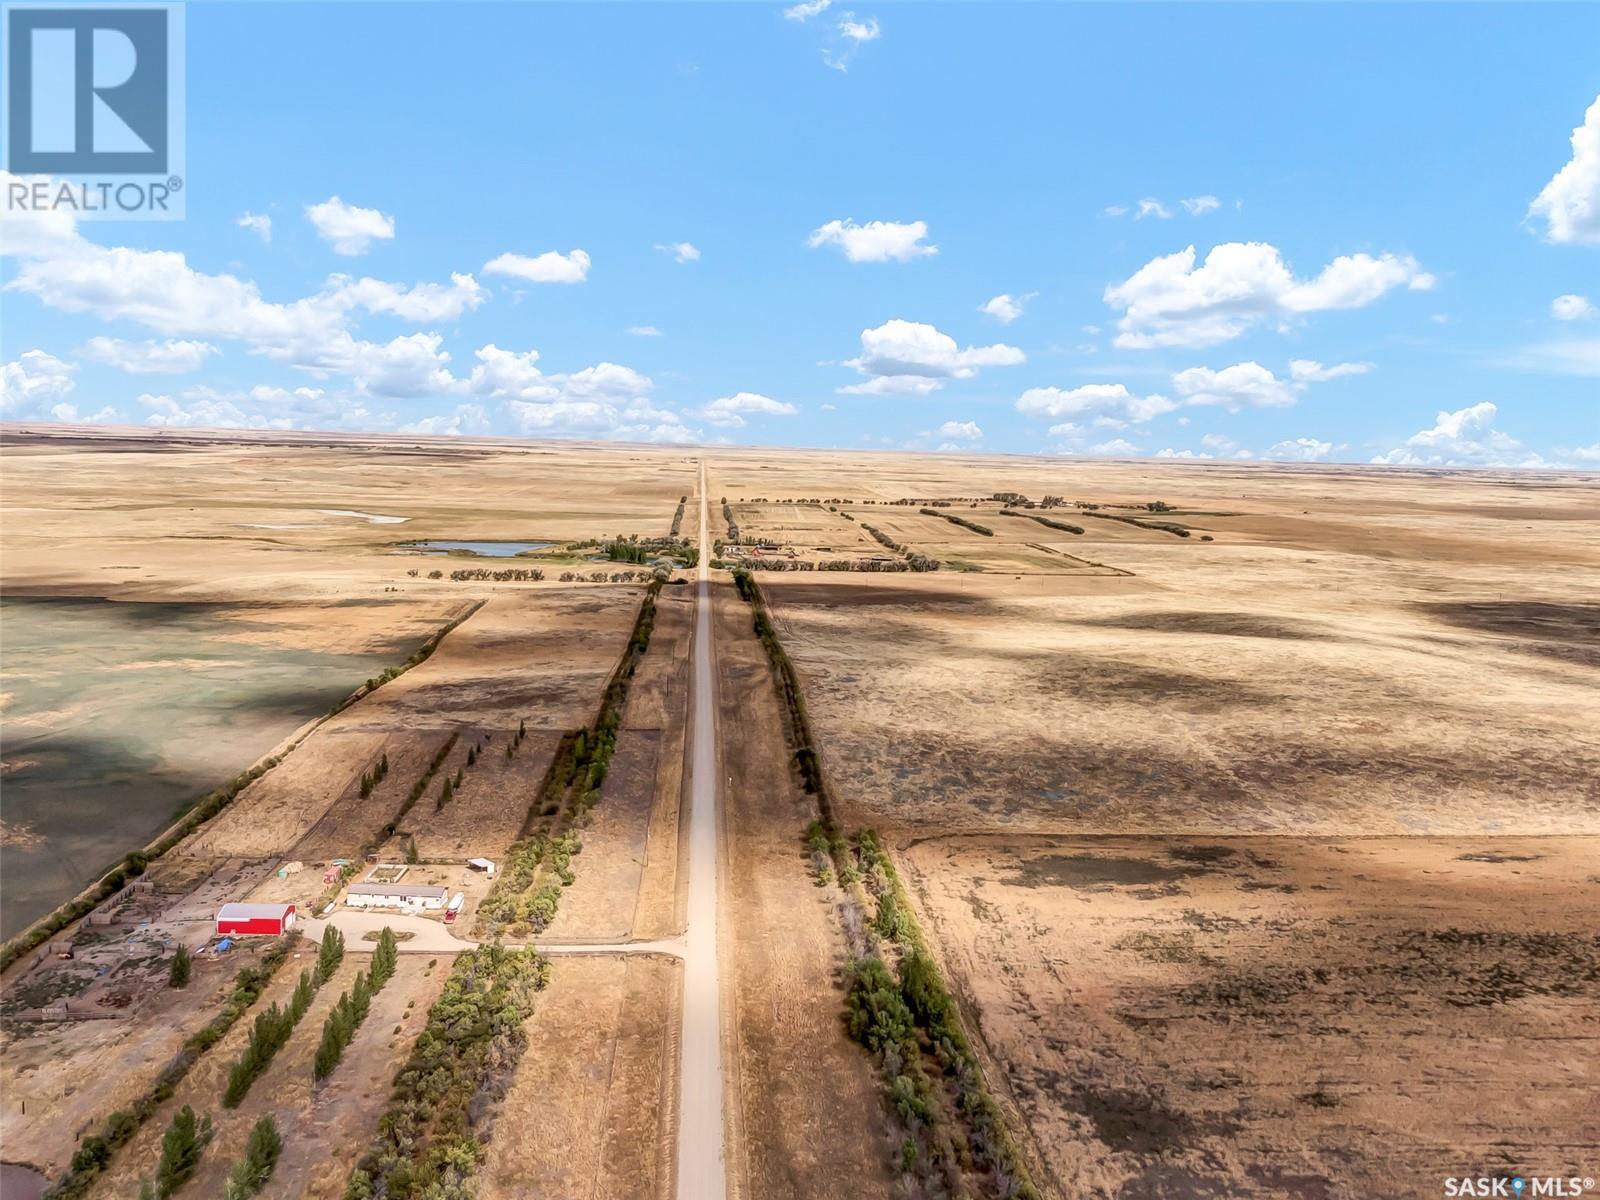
(404, 541, 553, 557)
(0, 597, 425, 941)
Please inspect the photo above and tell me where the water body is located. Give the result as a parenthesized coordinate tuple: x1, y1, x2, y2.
(406, 541, 553, 557)
(0, 597, 416, 941)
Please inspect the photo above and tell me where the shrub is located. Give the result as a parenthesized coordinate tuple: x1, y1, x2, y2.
(155, 1105, 211, 1197)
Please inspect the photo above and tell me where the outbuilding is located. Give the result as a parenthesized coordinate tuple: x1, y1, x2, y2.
(216, 902, 296, 937)
(345, 882, 448, 912)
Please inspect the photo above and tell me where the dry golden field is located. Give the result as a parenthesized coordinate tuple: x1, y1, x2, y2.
(4, 429, 1598, 1200)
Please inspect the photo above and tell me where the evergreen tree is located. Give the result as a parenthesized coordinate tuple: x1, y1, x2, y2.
(155, 1105, 210, 1197)
(370, 928, 398, 990)
(289, 970, 314, 1023)
(223, 1115, 282, 1200)
(168, 943, 192, 989)
(317, 925, 345, 981)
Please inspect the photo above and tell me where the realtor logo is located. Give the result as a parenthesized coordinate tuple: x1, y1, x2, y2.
(2, 2, 184, 215)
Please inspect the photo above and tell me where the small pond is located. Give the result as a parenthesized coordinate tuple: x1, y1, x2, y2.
(405, 541, 554, 557)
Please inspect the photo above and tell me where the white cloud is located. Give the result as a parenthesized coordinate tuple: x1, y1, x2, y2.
(1371, 402, 1551, 468)
(49, 402, 118, 423)
(978, 292, 1036, 324)
(1173, 361, 1298, 409)
(784, 0, 830, 19)
(840, 319, 1023, 394)
(399, 403, 490, 437)
(1552, 293, 1597, 321)
(1566, 442, 1600, 462)
(0, 196, 481, 398)
(137, 384, 341, 431)
(1200, 433, 1239, 451)
(837, 375, 941, 397)
(482, 249, 590, 284)
(78, 337, 218, 374)
(1288, 358, 1372, 382)
(1016, 383, 1176, 424)
(322, 273, 487, 322)
(935, 419, 982, 441)
(237, 212, 272, 243)
(305, 196, 395, 256)
(1264, 437, 1334, 462)
(1, 350, 76, 412)
(655, 241, 701, 264)
(1528, 95, 1600, 246)
(1156, 447, 1212, 459)
(1180, 195, 1221, 216)
(1092, 438, 1140, 456)
(1103, 205, 1129, 218)
(808, 219, 935, 263)
(626, 325, 664, 337)
(1135, 199, 1173, 220)
(819, 11, 880, 72)
(466, 344, 690, 442)
(838, 14, 880, 40)
(1491, 339, 1600, 376)
(702, 392, 798, 428)
(1104, 242, 1435, 349)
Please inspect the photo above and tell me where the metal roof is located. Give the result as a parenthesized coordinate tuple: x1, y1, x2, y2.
(347, 882, 448, 899)
(217, 902, 294, 920)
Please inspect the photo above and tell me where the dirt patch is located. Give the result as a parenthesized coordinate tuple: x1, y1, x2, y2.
(903, 834, 1600, 1199)
(1081, 610, 1335, 641)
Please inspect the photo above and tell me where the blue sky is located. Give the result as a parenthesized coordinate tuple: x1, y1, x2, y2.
(2, 1, 1597, 466)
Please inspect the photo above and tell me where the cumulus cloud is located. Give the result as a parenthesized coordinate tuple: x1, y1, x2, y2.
(1135, 199, 1173, 220)
(655, 241, 701, 264)
(78, 337, 218, 374)
(321, 273, 487, 322)
(1016, 383, 1176, 424)
(1156, 447, 1212, 459)
(1104, 242, 1435, 349)
(935, 419, 982, 441)
(399, 403, 490, 437)
(138, 384, 344, 431)
(1528, 95, 1600, 246)
(482, 249, 590, 284)
(1180, 195, 1221, 216)
(808, 219, 935, 263)
(839, 319, 1023, 394)
(1552, 293, 1597, 321)
(305, 196, 395, 256)
(1371, 402, 1549, 468)
(1172, 361, 1298, 409)
(464, 344, 690, 442)
(1091, 438, 1140, 456)
(702, 392, 798, 428)
(49, 402, 118, 424)
(1, 350, 76, 412)
(1264, 437, 1335, 462)
(0, 187, 483, 398)
(237, 212, 272, 243)
(978, 292, 1036, 324)
(838, 13, 879, 40)
(784, 0, 830, 19)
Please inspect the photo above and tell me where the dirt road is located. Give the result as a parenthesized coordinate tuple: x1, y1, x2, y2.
(678, 462, 727, 1199)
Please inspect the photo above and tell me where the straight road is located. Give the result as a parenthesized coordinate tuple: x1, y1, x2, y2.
(677, 461, 727, 1198)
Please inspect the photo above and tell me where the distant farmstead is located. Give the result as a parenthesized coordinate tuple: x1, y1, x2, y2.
(216, 902, 296, 936)
(345, 882, 448, 912)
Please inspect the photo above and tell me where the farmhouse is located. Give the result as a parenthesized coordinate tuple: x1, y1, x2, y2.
(215, 902, 296, 936)
(345, 881, 448, 912)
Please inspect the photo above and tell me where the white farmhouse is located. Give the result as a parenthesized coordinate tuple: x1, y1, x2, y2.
(344, 881, 448, 912)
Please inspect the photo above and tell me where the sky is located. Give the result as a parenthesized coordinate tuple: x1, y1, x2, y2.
(1, 1, 1597, 467)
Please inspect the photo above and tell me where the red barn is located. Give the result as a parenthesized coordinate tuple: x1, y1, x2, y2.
(215, 902, 296, 937)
